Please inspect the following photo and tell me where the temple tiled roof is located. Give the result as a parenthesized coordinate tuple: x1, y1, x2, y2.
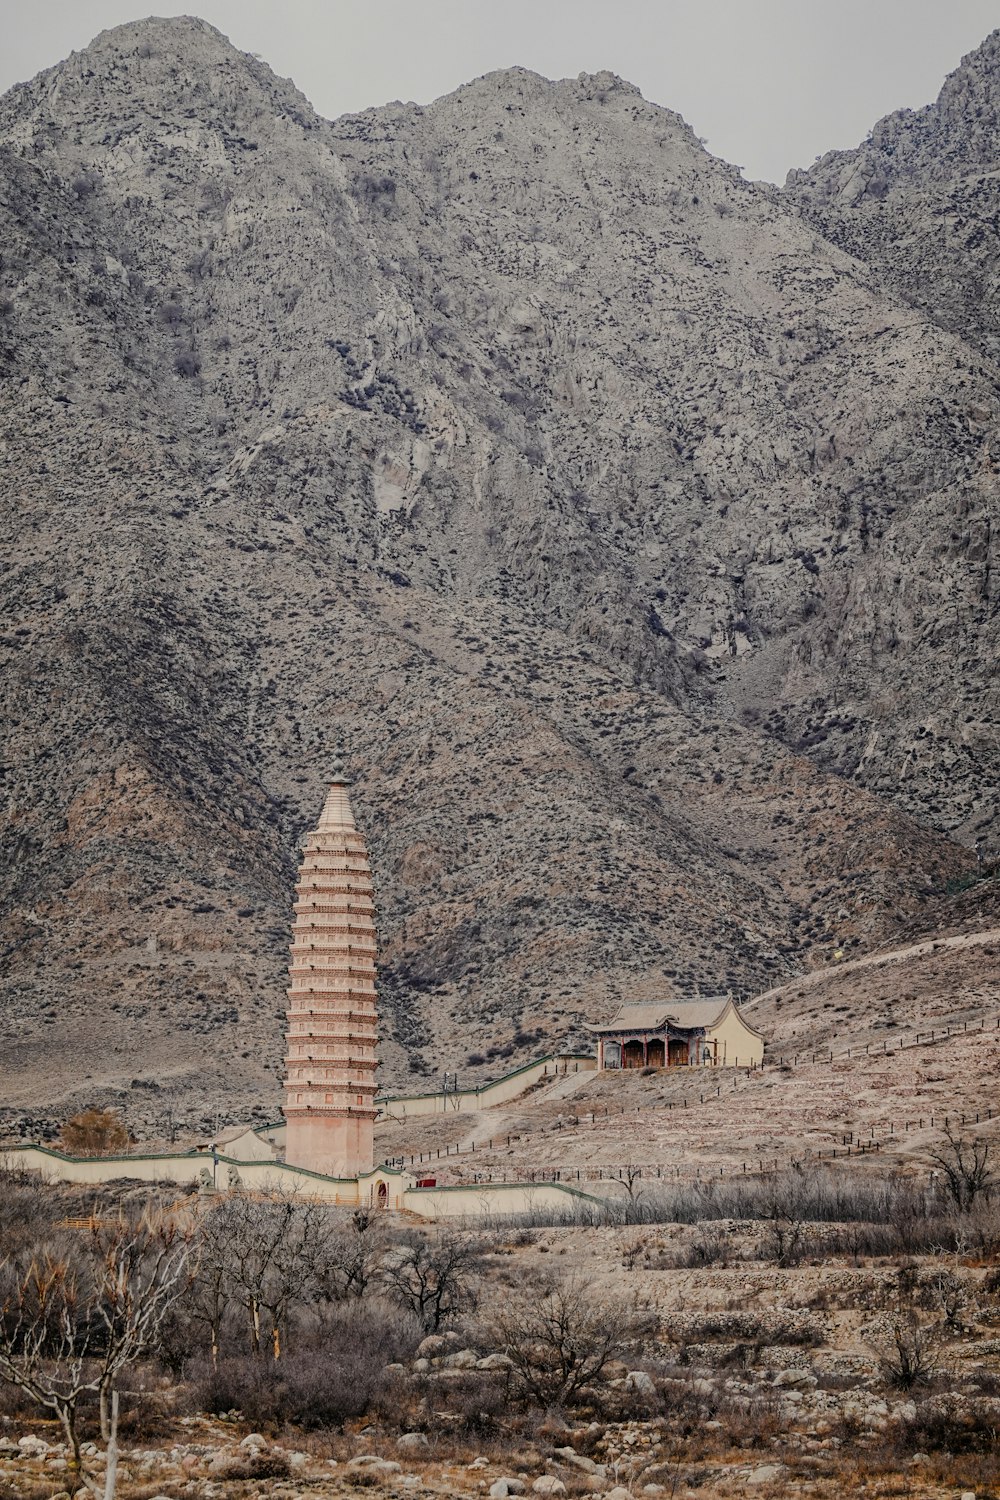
(586, 996, 735, 1033)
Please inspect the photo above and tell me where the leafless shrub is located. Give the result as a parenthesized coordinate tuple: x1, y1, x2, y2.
(60, 1109, 128, 1157)
(190, 1300, 417, 1429)
(896, 1391, 1000, 1453)
(491, 1275, 652, 1408)
(156, 298, 186, 327)
(667, 1224, 733, 1267)
(867, 1308, 943, 1389)
(173, 351, 200, 379)
(354, 174, 398, 213)
(621, 1236, 646, 1269)
(0, 1168, 58, 1254)
(70, 171, 100, 199)
(926, 1269, 969, 1331)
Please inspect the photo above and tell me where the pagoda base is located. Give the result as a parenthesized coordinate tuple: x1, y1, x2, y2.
(284, 1111, 374, 1179)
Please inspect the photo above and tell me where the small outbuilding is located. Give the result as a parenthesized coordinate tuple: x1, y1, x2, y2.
(587, 995, 764, 1070)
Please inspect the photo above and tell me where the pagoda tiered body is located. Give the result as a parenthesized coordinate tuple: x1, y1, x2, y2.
(283, 758, 378, 1178)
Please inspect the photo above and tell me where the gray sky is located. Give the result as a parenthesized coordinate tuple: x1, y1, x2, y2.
(3, 0, 999, 182)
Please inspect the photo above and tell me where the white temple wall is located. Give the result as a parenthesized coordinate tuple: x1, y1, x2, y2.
(3, 1146, 595, 1219)
(709, 1010, 765, 1067)
(380, 1054, 595, 1120)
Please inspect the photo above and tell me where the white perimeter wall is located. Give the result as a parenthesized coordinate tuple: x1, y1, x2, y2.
(3, 1146, 595, 1220)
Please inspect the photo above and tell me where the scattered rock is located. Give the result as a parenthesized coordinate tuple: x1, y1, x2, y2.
(416, 1335, 449, 1359)
(349, 1457, 402, 1475)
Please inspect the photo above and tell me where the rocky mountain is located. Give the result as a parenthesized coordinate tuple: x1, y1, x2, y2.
(785, 29, 1000, 364)
(0, 18, 997, 1135)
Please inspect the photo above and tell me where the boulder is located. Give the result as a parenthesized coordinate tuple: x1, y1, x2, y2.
(532, 1479, 566, 1497)
(553, 1448, 600, 1474)
(478, 1352, 514, 1371)
(17, 1438, 50, 1456)
(397, 1433, 430, 1450)
(747, 1464, 787, 1485)
(239, 1433, 268, 1450)
(773, 1369, 817, 1390)
(626, 1370, 657, 1397)
(445, 1348, 480, 1369)
(490, 1481, 526, 1499)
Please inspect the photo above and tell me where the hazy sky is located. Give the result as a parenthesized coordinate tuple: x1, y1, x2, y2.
(3, 0, 999, 182)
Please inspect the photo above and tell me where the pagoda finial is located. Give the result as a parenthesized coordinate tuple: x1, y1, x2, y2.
(331, 743, 351, 786)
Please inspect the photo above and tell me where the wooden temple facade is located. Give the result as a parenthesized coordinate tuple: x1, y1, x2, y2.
(587, 996, 764, 1070)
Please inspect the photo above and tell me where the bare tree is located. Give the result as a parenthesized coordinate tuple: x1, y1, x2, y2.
(491, 1275, 652, 1407)
(926, 1125, 994, 1213)
(219, 1193, 328, 1358)
(184, 1200, 235, 1368)
(380, 1230, 481, 1331)
(310, 1207, 386, 1314)
(615, 1164, 645, 1203)
(0, 1216, 193, 1497)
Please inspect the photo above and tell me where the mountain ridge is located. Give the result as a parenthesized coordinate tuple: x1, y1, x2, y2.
(0, 17, 997, 1136)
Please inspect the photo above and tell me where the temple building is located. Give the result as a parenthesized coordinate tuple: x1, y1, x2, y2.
(586, 996, 764, 1070)
(283, 752, 379, 1178)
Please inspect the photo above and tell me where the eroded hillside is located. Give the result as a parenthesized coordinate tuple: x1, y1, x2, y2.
(1, 18, 998, 1130)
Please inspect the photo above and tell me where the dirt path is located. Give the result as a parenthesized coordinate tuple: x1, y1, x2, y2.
(454, 1069, 596, 1152)
(743, 924, 1000, 1012)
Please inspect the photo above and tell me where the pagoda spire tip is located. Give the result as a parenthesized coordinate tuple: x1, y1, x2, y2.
(331, 743, 351, 786)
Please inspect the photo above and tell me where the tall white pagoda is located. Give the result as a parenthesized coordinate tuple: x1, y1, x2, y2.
(283, 751, 378, 1178)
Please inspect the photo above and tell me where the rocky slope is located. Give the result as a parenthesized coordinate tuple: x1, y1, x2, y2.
(785, 30, 1000, 361)
(1, 18, 997, 1132)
